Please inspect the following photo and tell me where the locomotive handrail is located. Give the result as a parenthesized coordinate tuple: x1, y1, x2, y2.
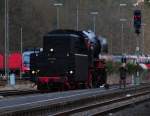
(46, 34, 79, 38)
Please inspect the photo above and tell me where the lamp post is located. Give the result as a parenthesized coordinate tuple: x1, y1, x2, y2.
(53, 3, 63, 29)
(90, 11, 98, 33)
(76, 4, 79, 30)
(20, 27, 23, 79)
(141, 23, 146, 54)
(141, 2, 145, 55)
(5, 0, 9, 84)
(120, 18, 127, 54)
(119, 3, 127, 54)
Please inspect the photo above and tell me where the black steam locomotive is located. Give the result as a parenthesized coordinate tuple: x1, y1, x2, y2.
(30, 29, 107, 91)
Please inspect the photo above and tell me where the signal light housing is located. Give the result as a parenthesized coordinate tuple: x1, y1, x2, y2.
(133, 10, 142, 34)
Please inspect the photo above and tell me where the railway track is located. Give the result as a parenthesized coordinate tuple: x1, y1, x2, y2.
(53, 89, 150, 116)
(0, 90, 39, 97)
(0, 84, 150, 116)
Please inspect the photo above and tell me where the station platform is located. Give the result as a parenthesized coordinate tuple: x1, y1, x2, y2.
(0, 81, 36, 91)
(0, 74, 150, 91)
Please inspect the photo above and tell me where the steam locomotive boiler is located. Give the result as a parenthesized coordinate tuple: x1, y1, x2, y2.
(30, 30, 107, 91)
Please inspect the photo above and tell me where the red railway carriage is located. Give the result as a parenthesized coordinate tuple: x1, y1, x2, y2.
(8, 52, 22, 75)
(8, 52, 22, 70)
(0, 54, 4, 69)
(0, 53, 22, 75)
(30, 29, 107, 91)
(0, 54, 4, 74)
(0, 51, 39, 77)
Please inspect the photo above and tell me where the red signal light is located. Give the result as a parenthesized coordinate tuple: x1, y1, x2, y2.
(134, 16, 141, 20)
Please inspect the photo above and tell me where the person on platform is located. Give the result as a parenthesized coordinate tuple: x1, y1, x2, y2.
(119, 63, 127, 88)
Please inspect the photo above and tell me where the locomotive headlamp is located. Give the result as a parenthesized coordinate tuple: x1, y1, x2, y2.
(69, 70, 74, 74)
(32, 70, 36, 74)
(50, 48, 54, 52)
(67, 53, 69, 56)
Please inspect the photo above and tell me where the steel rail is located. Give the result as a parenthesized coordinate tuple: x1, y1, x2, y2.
(1, 84, 150, 116)
(0, 90, 39, 97)
(53, 91, 150, 116)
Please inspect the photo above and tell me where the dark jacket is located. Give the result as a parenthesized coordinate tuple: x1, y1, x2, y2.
(119, 67, 127, 79)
